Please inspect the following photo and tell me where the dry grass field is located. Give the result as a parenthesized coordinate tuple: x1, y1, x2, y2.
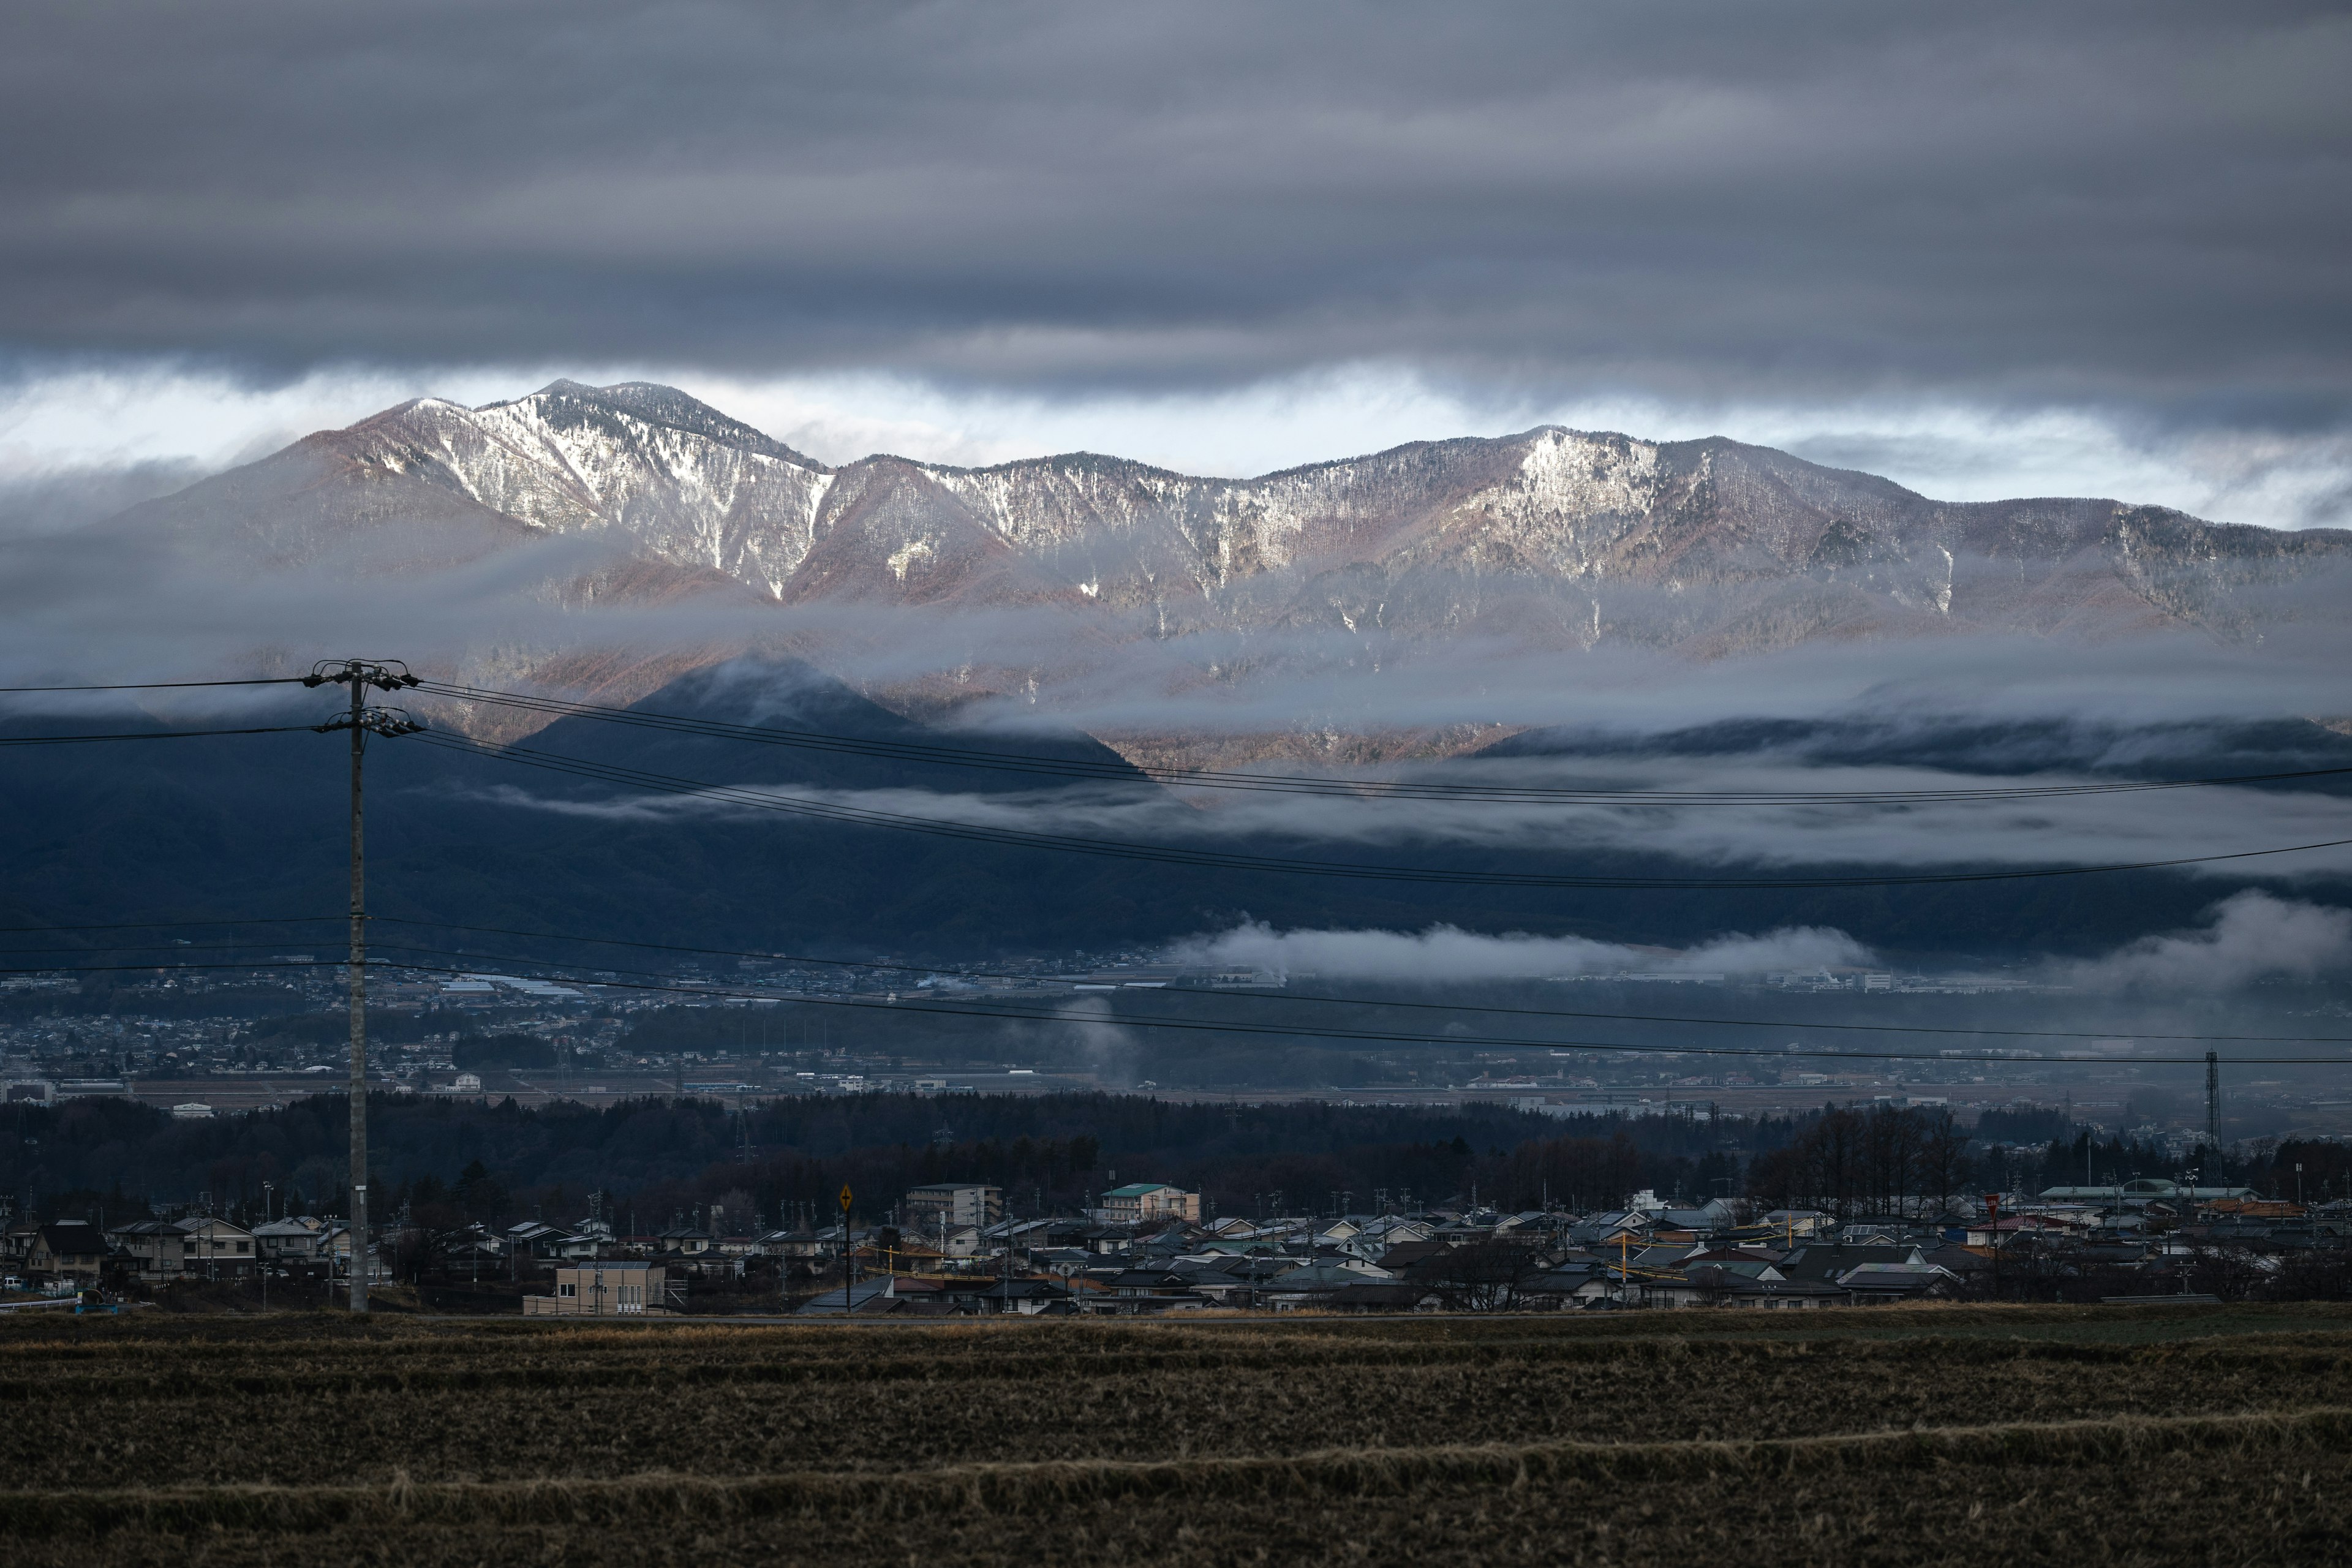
(4, 1304, 2350, 1565)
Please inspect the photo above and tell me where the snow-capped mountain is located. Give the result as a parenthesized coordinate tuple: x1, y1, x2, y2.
(100, 378, 2352, 658)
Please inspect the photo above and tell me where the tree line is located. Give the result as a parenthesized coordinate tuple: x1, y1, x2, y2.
(9, 1090, 2340, 1232)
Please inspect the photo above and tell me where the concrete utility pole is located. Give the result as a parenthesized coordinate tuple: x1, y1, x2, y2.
(305, 658, 423, 1313)
(838, 1183, 854, 1309)
(2205, 1050, 2221, 1156)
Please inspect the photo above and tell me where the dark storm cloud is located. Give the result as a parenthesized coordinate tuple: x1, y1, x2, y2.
(2, 2, 2347, 424)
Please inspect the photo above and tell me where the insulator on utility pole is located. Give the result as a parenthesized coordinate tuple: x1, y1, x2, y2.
(305, 658, 424, 1313)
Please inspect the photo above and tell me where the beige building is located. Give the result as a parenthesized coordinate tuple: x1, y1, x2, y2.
(177, 1216, 257, 1276)
(1102, 1183, 1201, 1224)
(525, 1261, 676, 1316)
(904, 1183, 1002, 1231)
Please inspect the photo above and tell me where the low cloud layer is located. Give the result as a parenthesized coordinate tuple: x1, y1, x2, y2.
(1170, 919, 1872, 983)
(2057, 892, 2352, 992)
(413, 758, 2352, 884)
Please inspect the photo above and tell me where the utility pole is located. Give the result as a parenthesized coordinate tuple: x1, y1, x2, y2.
(304, 658, 423, 1313)
(838, 1183, 854, 1309)
(2205, 1051, 2221, 1158)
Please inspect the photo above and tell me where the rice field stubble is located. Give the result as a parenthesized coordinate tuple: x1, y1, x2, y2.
(4, 1304, 2348, 1565)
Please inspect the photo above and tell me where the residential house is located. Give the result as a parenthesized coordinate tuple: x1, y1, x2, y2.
(1261, 1259, 1392, 1310)
(1074, 1225, 1136, 1256)
(1966, 1214, 2077, 1247)
(859, 1234, 946, 1274)
(441, 1229, 506, 1276)
(1757, 1208, 1833, 1240)
(1339, 1215, 1433, 1259)
(28, 1221, 109, 1286)
(1030, 1246, 1098, 1278)
(1679, 1260, 1846, 1308)
(998, 1217, 1061, 1253)
(524, 1261, 675, 1316)
(1163, 1258, 1262, 1307)
(508, 1221, 586, 1264)
(1611, 1268, 1720, 1309)
(655, 1224, 715, 1256)
(1656, 1199, 1741, 1233)
(1517, 1265, 1616, 1309)
(796, 1277, 900, 1315)
(933, 1224, 984, 1259)
(970, 1278, 1077, 1315)
(1921, 1242, 1989, 1283)
(0, 1215, 42, 1270)
(1327, 1281, 1436, 1312)
(1836, 1262, 1959, 1303)
(1103, 1267, 1202, 1311)
(1773, 1244, 1929, 1292)
(176, 1216, 257, 1278)
(758, 1228, 836, 1262)
(1567, 1210, 1652, 1248)
(1376, 1239, 1457, 1278)
(252, 1216, 327, 1264)
(109, 1218, 189, 1281)
(881, 1276, 966, 1316)
(315, 1223, 360, 1277)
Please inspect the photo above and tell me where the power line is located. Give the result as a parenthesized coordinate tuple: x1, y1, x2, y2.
(417, 679, 2352, 805)
(0, 726, 322, 745)
(0, 677, 312, 693)
(0, 916, 340, 935)
(414, 729, 2352, 891)
(0, 939, 351, 956)
(0, 960, 324, 976)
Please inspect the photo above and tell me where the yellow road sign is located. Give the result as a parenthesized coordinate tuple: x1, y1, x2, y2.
(838, 1184, 853, 1212)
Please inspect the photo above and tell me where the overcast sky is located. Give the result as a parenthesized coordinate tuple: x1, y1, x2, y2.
(4, 2, 2350, 524)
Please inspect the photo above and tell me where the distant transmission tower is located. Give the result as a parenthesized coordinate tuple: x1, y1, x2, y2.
(306, 658, 424, 1313)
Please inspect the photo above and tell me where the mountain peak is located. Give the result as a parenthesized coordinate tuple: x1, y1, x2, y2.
(481, 379, 829, 472)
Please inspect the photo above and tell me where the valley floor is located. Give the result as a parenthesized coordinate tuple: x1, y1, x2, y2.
(4, 1304, 2348, 1565)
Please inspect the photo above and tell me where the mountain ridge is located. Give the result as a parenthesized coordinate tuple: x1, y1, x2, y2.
(102, 377, 2352, 601)
(83, 380, 2352, 742)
